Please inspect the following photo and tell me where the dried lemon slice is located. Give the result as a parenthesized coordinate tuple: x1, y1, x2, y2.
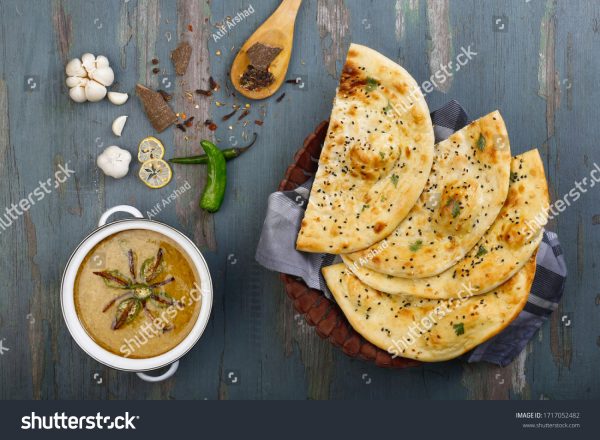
(139, 159, 172, 189)
(138, 136, 165, 163)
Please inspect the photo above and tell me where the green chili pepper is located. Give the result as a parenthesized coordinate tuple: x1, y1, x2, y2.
(169, 133, 257, 165)
(199, 140, 227, 213)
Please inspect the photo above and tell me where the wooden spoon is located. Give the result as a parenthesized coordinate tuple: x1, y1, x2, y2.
(230, 0, 302, 100)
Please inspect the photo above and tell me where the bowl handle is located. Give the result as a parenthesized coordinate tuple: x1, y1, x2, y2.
(98, 205, 144, 227)
(136, 361, 179, 383)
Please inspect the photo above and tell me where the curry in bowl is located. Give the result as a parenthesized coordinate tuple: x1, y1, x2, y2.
(74, 229, 202, 359)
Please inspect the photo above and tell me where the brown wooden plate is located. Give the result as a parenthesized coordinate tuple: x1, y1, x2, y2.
(277, 121, 421, 369)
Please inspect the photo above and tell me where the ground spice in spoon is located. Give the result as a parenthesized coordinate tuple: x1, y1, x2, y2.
(240, 42, 282, 91)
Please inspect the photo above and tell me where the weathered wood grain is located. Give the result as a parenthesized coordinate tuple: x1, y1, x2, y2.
(173, 0, 216, 251)
(316, 0, 349, 77)
(425, 0, 452, 92)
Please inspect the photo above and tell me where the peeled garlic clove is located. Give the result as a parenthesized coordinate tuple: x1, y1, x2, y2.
(66, 76, 84, 88)
(95, 55, 110, 68)
(84, 80, 107, 102)
(112, 115, 128, 137)
(107, 91, 129, 105)
(65, 58, 86, 77)
(81, 53, 96, 73)
(90, 66, 114, 87)
(69, 86, 87, 103)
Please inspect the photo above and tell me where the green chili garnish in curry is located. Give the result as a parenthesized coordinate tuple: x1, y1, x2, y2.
(93, 248, 179, 330)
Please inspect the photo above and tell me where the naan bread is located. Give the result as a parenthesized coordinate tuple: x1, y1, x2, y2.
(343, 149, 548, 298)
(323, 257, 536, 362)
(346, 111, 512, 278)
(296, 43, 435, 254)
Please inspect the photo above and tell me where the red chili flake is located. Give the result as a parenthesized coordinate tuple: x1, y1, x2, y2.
(183, 116, 195, 127)
(222, 108, 238, 121)
(195, 88, 212, 96)
(157, 90, 172, 101)
(151, 58, 159, 65)
(176, 123, 186, 132)
(254, 119, 264, 126)
(238, 109, 250, 121)
(209, 76, 220, 91)
(276, 92, 285, 102)
(152, 67, 160, 74)
(204, 119, 218, 131)
(187, 24, 193, 32)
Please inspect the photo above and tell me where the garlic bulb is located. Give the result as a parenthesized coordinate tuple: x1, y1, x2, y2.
(65, 53, 115, 103)
(97, 146, 131, 178)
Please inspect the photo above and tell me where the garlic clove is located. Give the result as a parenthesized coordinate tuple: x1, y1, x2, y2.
(107, 91, 129, 105)
(69, 86, 87, 103)
(81, 53, 96, 73)
(95, 55, 110, 69)
(66, 76, 84, 88)
(89, 66, 114, 87)
(65, 58, 86, 77)
(112, 115, 128, 137)
(84, 80, 107, 102)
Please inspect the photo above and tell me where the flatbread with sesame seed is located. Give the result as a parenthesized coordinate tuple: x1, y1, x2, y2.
(345, 111, 512, 278)
(323, 256, 536, 362)
(296, 43, 435, 254)
(342, 149, 548, 298)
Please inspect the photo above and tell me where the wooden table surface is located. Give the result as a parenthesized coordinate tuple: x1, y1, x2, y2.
(0, 0, 598, 400)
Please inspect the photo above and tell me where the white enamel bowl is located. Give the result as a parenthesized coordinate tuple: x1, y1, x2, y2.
(61, 205, 213, 382)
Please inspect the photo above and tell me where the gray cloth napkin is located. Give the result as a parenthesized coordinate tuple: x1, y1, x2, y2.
(255, 100, 567, 366)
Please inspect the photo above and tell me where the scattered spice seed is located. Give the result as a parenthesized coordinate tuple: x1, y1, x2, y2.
(176, 123, 186, 132)
(151, 58, 159, 65)
(195, 88, 212, 97)
(276, 92, 285, 102)
(157, 89, 172, 102)
(184, 116, 195, 127)
(152, 67, 160, 74)
(187, 24, 193, 32)
(238, 109, 250, 120)
(209, 76, 220, 91)
(285, 78, 299, 84)
(204, 119, 218, 131)
(216, 50, 221, 56)
(254, 119, 264, 126)
(222, 108, 238, 121)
